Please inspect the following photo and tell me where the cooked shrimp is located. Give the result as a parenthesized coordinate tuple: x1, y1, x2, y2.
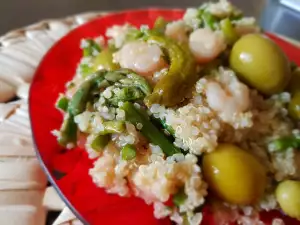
(189, 28, 226, 63)
(165, 21, 189, 43)
(205, 72, 250, 124)
(113, 41, 167, 77)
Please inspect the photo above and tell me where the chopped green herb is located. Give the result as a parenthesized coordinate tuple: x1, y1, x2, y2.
(269, 136, 300, 152)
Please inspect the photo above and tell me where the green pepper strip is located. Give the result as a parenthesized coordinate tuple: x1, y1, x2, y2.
(91, 134, 110, 152)
(121, 102, 181, 156)
(121, 144, 137, 160)
(144, 35, 197, 107)
(93, 49, 120, 71)
(269, 136, 300, 152)
(220, 18, 239, 45)
(153, 17, 168, 34)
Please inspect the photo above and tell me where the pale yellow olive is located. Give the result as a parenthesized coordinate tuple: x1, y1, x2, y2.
(203, 143, 267, 205)
(230, 34, 291, 95)
(276, 180, 300, 220)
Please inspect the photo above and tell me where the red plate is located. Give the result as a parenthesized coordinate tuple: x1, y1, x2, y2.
(29, 9, 300, 225)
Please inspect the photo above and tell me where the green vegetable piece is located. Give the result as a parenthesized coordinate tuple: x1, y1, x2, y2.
(83, 39, 101, 57)
(144, 35, 197, 107)
(121, 144, 137, 160)
(68, 80, 92, 116)
(121, 102, 181, 156)
(58, 113, 77, 146)
(220, 18, 239, 44)
(153, 17, 168, 34)
(93, 49, 120, 71)
(269, 136, 300, 152)
(68, 72, 107, 115)
(91, 134, 110, 152)
(173, 188, 187, 206)
(126, 73, 153, 95)
(125, 28, 144, 42)
(288, 91, 300, 120)
(161, 119, 175, 136)
(201, 11, 218, 30)
(105, 71, 126, 82)
(56, 95, 69, 112)
(80, 64, 94, 78)
(99, 121, 126, 134)
(108, 87, 144, 106)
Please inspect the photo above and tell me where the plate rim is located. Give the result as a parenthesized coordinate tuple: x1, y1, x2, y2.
(28, 8, 300, 225)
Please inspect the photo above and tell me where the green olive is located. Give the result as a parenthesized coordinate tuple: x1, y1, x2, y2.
(203, 144, 267, 205)
(276, 180, 300, 219)
(287, 69, 300, 95)
(230, 34, 291, 95)
(288, 91, 300, 120)
(93, 49, 119, 71)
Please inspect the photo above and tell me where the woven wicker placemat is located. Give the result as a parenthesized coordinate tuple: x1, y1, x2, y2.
(0, 11, 110, 225)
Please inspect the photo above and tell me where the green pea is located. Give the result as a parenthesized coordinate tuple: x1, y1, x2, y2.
(121, 144, 137, 160)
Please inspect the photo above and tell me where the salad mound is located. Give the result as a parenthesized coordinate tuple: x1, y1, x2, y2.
(53, 1, 300, 224)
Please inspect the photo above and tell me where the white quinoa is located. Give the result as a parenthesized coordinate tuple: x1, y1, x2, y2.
(206, 0, 233, 18)
(106, 24, 136, 48)
(183, 8, 202, 30)
(89, 143, 130, 197)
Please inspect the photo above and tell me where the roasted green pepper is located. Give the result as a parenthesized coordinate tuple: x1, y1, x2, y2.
(144, 35, 197, 107)
(153, 17, 168, 34)
(93, 49, 119, 71)
(220, 18, 239, 44)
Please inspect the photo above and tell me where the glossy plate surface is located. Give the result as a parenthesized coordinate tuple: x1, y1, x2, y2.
(29, 9, 300, 225)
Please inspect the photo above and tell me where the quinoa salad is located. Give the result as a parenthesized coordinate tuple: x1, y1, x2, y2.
(53, 1, 300, 224)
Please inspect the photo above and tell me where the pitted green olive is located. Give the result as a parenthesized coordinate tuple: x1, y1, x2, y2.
(230, 34, 291, 95)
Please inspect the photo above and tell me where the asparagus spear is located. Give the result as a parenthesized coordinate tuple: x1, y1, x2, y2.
(121, 102, 181, 156)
